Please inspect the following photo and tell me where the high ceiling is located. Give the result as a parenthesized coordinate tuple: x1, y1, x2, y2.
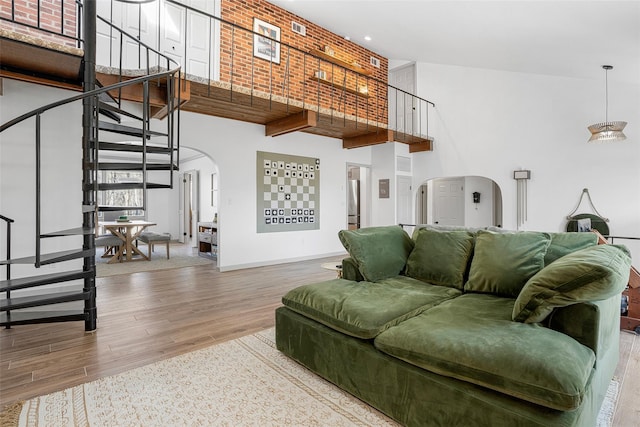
(269, 0, 640, 85)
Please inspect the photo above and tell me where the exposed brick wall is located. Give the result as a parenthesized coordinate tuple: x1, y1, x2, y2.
(0, 0, 79, 48)
(220, 0, 389, 124)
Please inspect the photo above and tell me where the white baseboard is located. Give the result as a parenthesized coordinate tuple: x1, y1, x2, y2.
(218, 251, 347, 272)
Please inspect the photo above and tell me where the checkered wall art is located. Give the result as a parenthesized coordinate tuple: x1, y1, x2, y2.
(257, 151, 320, 233)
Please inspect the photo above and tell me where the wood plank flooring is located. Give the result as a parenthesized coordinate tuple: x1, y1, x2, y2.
(1, 257, 639, 427)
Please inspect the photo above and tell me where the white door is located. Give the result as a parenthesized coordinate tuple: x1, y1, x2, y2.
(396, 176, 413, 225)
(96, 0, 159, 69)
(160, 0, 219, 79)
(433, 178, 464, 226)
(389, 63, 416, 135)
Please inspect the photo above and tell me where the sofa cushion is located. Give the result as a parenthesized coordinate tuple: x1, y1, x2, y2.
(338, 225, 414, 282)
(464, 230, 551, 297)
(374, 294, 596, 411)
(544, 232, 598, 266)
(513, 244, 632, 323)
(405, 229, 475, 289)
(282, 277, 460, 339)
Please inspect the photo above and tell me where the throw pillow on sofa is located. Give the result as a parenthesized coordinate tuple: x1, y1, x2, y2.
(338, 225, 414, 282)
(464, 230, 551, 297)
(513, 244, 632, 323)
(543, 232, 598, 266)
(405, 229, 475, 289)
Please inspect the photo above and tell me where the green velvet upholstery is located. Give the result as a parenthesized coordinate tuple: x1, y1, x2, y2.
(281, 277, 460, 339)
(275, 228, 624, 426)
(405, 229, 475, 289)
(276, 306, 607, 427)
(544, 232, 599, 266)
(464, 230, 551, 297)
(513, 244, 631, 323)
(374, 294, 595, 411)
(338, 225, 414, 282)
(341, 257, 364, 282)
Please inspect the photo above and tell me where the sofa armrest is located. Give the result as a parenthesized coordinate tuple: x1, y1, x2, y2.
(341, 257, 364, 282)
(547, 294, 619, 359)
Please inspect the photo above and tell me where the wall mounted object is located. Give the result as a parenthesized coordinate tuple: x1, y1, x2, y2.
(513, 170, 531, 230)
(587, 65, 627, 142)
(253, 18, 280, 64)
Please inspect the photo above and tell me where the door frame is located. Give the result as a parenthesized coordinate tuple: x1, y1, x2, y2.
(346, 163, 371, 229)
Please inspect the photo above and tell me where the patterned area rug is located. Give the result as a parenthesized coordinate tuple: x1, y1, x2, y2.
(14, 329, 397, 426)
(9, 329, 620, 427)
(95, 244, 213, 277)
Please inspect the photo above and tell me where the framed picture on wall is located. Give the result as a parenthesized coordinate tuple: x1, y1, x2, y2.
(253, 18, 280, 64)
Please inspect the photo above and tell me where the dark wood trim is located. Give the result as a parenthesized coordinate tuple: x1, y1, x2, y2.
(265, 110, 318, 137)
(342, 130, 392, 149)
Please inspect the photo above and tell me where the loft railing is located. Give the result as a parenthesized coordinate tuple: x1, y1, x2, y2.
(98, 0, 434, 139)
(0, 0, 83, 48)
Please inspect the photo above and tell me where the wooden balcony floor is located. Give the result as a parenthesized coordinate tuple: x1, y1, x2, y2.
(0, 35, 432, 150)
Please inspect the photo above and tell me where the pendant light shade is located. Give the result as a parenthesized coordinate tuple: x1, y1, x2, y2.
(587, 65, 626, 142)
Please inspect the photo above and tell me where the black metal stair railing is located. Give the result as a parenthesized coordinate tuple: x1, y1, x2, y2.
(0, 0, 83, 48)
(0, 0, 182, 330)
(98, 0, 434, 142)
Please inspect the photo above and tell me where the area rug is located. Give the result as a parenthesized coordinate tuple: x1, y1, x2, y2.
(8, 329, 621, 427)
(95, 245, 213, 277)
(13, 329, 398, 426)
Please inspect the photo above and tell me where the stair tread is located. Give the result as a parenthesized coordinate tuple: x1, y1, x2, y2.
(0, 310, 86, 326)
(98, 206, 145, 212)
(0, 270, 92, 292)
(41, 227, 95, 237)
(1, 290, 90, 311)
(93, 141, 176, 154)
(0, 248, 95, 266)
(98, 101, 143, 122)
(98, 121, 166, 138)
(95, 182, 171, 190)
(96, 162, 178, 171)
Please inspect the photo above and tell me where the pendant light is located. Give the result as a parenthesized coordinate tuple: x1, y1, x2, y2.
(587, 65, 627, 142)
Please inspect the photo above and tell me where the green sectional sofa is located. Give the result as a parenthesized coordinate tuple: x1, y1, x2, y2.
(275, 225, 631, 426)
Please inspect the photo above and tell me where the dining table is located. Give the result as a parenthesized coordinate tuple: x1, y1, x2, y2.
(100, 220, 157, 263)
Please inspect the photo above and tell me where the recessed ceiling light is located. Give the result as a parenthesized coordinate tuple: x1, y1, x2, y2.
(364, 36, 371, 41)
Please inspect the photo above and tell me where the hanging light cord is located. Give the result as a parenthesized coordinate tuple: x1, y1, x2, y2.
(604, 67, 609, 126)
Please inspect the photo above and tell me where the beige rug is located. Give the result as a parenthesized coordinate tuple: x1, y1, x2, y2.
(96, 244, 213, 277)
(12, 329, 620, 427)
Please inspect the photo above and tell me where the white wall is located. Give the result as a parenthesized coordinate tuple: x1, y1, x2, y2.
(412, 62, 640, 264)
(178, 113, 373, 270)
(464, 176, 494, 228)
(0, 79, 84, 298)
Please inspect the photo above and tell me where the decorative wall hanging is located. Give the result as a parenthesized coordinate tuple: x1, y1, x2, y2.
(253, 18, 280, 64)
(565, 188, 610, 235)
(513, 170, 531, 230)
(257, 151, 320, 233)
(587, 65, 627, 142)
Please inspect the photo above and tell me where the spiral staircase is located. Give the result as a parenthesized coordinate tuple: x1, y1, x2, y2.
(0, 0, 182, 331)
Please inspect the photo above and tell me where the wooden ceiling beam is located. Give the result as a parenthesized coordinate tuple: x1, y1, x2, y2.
(265, 110, 317, 137)
(409, 140, 433, 153)
(342, 130, 393, 149)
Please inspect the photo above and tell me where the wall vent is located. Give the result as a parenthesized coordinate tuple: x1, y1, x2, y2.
(370, 56, 380, 68)
(292, 21, 306, 36)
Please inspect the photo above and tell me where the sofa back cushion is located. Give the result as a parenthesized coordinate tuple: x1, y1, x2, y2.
(544, 232, 598, 266)
(338, 225, 414, 282)
(464, 230, 551, 297)
(513, 244, 631, 323)
(405, 228, 475, 289)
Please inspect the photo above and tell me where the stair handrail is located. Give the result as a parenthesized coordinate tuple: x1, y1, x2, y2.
(0, 69, 179, 133)
(1, 215, 14, 320)
(164, 0, 434, 137)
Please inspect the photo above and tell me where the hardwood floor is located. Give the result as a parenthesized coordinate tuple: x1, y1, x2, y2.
(1, 257, 639, 427)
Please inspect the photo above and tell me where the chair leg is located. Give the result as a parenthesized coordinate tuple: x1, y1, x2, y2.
(148, 242, 152, 259)
(166, 241, 170, 259)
